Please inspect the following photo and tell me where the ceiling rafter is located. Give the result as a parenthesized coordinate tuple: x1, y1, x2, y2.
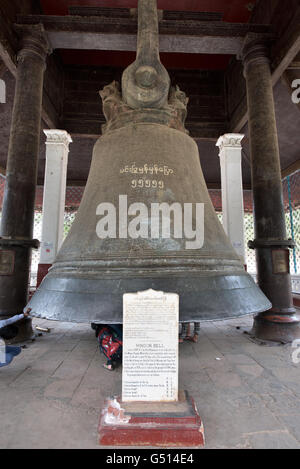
(16, 14, 274, 56)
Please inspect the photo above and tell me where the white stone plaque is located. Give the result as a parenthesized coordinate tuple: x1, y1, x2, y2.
(122, 289, 179, 402)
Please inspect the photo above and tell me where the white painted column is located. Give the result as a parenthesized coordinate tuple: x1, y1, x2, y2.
(40, 130, 72, 264)
(216, 133, 246, 265)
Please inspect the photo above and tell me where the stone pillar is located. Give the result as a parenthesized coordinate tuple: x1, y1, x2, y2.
(0, 25, 50, 342)
(37, 130, 72, 287)
(242, 35, 300, 342)
(216, 133, 246, 265)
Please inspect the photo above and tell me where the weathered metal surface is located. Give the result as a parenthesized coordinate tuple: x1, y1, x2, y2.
(28, 118, 270, 323)
(28, 0, 271, 324)
(122, 0, 170, 110)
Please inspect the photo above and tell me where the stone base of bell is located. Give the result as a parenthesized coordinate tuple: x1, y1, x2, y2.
(251, 311, 300, 344)
(98, 390, 204, 448)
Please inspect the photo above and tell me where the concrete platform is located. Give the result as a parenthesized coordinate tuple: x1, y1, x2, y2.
(0, 315, 300, 449)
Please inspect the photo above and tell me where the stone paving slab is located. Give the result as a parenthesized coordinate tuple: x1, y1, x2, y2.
(0, 316, 299, 449)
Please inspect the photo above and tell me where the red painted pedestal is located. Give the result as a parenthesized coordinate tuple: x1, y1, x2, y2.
(37, 263, 52, 288)
(293, 294, 300, 308)
(98, 390, 204, 447)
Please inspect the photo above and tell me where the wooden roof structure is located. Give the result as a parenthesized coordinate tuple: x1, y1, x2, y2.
(0, 0, 300, 189)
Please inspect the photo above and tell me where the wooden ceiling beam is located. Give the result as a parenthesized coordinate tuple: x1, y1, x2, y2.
(0, 8, 61, 129)
(230, 4, 300, 133)
(287, 62, 300, 70)
(16, 15, 273, 56)
(271, 7, 300, 86)
(0, 15, 17, 78)
(281, 159, 300, 179)
(286, 52, 300, 70)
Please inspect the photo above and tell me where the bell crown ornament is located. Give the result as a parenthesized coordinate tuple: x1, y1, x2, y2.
(28, 0, 271, 323)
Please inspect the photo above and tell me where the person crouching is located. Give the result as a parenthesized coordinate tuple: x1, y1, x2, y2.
(0, 308, 31, 368)
(91, 323, 123, 371)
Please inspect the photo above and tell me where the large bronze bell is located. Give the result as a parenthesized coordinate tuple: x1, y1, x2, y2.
(28, 0, 271, 323)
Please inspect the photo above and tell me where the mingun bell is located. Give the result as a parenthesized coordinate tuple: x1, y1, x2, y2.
(28, 0, 271, 323)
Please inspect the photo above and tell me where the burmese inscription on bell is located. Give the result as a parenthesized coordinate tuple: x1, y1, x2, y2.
(122, 289, 179, 402)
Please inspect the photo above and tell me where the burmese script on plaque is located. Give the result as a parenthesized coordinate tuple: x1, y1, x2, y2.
(122, 289, 179, 402)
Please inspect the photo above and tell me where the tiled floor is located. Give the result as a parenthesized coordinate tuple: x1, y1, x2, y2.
(0, 316, 300, 449)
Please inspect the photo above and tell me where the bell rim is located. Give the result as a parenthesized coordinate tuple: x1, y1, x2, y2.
(28, 272, 271, 323)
